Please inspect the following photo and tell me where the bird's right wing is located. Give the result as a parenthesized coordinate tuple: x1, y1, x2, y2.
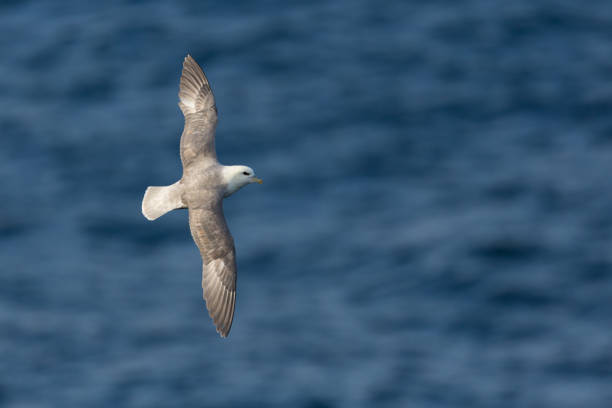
(179, 55, 219, 169)
(188, 205, 237, 337)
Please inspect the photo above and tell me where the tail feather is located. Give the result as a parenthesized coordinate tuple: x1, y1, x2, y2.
(142, 181, 186, 220)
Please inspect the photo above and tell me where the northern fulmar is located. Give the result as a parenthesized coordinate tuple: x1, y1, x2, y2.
(141, 55, 262, 337)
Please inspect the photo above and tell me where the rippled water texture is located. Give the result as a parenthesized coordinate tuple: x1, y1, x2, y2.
(2, 1, 612, 407)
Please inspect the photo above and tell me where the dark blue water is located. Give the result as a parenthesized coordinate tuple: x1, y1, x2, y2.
(2, 1, 612, 407)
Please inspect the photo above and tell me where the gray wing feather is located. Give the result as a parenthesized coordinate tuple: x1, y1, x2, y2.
(188, 206, 236, 337)
(179, 55, 219, 169)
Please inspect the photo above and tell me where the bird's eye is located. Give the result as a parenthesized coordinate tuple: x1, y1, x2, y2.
(243, 171, 250, 176)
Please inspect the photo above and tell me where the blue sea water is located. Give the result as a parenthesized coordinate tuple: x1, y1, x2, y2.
(2, 1, 612, 407)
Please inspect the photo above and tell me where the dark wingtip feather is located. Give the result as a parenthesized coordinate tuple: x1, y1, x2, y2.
(202, 274, 235, 338)
(178, 54, 214, 115)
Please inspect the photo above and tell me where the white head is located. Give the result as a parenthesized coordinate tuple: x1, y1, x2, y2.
(222, 165, 262, 197)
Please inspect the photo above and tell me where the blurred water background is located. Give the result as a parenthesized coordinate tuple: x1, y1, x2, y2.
(2, 1, 612, 407)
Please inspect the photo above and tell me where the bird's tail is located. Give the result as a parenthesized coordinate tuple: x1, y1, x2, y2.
(141, 181, 186, 221)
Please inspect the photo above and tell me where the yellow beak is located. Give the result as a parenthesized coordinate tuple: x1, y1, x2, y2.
(253, 177, 263, 184)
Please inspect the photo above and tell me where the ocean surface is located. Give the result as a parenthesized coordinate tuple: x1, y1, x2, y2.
(2, 1, 612, 407)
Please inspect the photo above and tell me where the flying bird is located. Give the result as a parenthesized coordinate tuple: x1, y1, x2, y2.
(141, 55, 262, 337)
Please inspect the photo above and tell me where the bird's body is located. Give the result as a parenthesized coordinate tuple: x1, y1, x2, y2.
(141, 55, 261, 337)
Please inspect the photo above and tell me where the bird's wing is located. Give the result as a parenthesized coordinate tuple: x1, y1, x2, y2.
(179, 55, 219, 169)
(188, 205, 236, 337)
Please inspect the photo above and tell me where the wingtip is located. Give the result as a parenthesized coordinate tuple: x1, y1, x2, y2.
(183, 54, 196, 66)
(210, 315, 230, 338)
(203, 296, 231, 338)
(178, 54, 215, 115)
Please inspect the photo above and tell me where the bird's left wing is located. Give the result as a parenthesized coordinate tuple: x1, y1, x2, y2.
(179, 55, 219, 169)
(188, 205, 237, 337)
